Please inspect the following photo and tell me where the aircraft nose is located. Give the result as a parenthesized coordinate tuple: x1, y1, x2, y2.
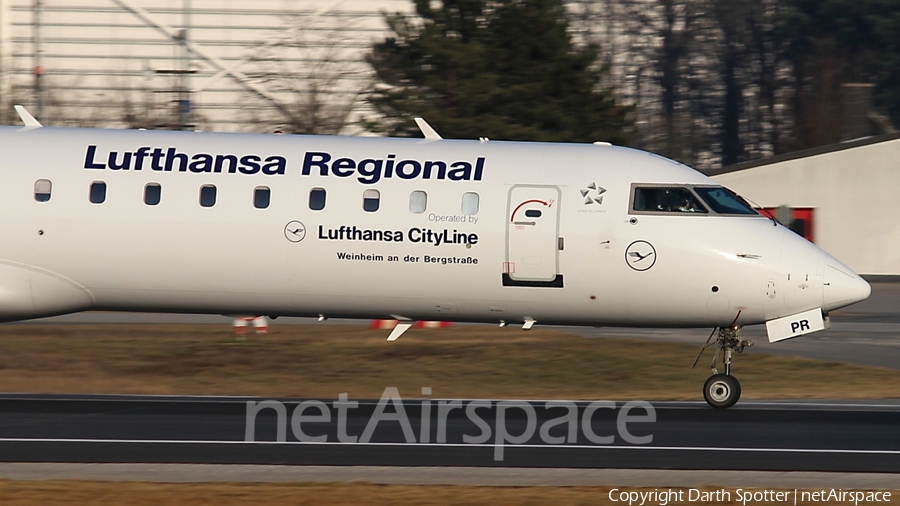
(823, 255, 871, 311)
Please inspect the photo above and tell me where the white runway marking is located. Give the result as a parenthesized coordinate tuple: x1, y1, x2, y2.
(3, 438, 899, 454)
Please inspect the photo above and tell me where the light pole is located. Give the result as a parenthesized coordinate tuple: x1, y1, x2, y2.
(180, 0, 191, 130)
(33, 0, 43, 121)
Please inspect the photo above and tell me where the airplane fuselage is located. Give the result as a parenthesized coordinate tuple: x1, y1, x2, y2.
(0, 126, 869, 334)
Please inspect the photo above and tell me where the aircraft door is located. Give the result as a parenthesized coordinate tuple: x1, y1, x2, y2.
(503, 185, 563, 287)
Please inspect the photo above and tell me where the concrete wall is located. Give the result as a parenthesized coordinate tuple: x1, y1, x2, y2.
(712, 137, 900, 275)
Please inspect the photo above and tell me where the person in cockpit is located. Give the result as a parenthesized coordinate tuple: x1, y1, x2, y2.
(677, 196, 704, 213)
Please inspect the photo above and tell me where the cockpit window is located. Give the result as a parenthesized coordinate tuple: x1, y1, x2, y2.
(633, 187, 708, 214)
(694, 187, 758, 215)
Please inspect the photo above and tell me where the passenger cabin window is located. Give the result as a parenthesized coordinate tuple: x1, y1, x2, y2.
(694, 187, 758, 215)
(309, 188, 326, 210)
(633, 187, 706, 214)
(34, 179, 51, 202)
(144, 183, 161, 206)
(461, 192, 479, 215)
(254, 186, 270, 209)
(89, 181, 106, 204)
(363, 189, 380, 212)
(409, 191, 427, 214)
(200, 185, 217, 207)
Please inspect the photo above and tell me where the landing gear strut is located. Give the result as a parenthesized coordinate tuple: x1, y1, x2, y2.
(694, 325, 754, 409)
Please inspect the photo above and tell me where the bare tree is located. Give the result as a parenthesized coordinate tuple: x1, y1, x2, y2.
(573, 0, 705, 162)
(242, 13, 374, 135)
(570, 0, 795, 169)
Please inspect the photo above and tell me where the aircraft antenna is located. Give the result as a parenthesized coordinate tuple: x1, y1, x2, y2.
(414, 117, 442, 140)
(14, 105, 42, 127)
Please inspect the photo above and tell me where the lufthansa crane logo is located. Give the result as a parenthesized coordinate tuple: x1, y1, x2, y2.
(625, 240, 656, 271)
(581, 182, 606, 205)
(284, 221, 307, 243)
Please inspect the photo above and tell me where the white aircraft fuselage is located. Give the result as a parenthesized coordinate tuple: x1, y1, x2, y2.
(0, 125, 870, 338)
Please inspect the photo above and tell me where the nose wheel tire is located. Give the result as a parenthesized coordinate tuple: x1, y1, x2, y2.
(703, 374, 741, 409)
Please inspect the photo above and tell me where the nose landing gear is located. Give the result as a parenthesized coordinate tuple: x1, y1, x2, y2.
(693, 324, 754, 409)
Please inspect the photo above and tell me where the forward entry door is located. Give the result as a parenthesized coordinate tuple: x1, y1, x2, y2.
(504, 185, 563, 287)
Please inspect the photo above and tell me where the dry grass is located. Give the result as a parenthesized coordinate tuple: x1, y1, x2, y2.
(0, 324, 897, 400)
(0, 482, 895, 506)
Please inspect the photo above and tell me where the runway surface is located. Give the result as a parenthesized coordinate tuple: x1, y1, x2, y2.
(0, 394, 897, 473)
